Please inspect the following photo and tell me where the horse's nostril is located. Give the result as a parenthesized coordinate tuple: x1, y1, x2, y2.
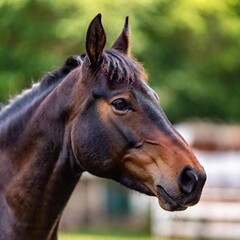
(178, 167, 198, 194)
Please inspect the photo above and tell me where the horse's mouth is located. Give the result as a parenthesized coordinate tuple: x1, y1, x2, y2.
(156, 185, 187, 211)
(116, 172, 188, 212)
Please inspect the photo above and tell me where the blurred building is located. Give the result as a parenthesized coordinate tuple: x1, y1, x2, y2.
(59, 174, 149, 232)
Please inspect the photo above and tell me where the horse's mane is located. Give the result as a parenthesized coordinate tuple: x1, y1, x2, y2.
(0, 56, 83, 125)
(0, 51, 146, 129)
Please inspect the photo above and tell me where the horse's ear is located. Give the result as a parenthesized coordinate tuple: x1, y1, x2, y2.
(85, 14, 106, 66)
(111, 17, 130, 55)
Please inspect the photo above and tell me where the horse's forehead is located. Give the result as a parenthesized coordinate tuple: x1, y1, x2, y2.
(137, 81, 159, 101)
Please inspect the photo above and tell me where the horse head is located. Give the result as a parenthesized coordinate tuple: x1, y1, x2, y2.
(69, 14, 206, 211)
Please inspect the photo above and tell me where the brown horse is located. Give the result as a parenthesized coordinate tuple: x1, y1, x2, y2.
(0, 14, 206, 240)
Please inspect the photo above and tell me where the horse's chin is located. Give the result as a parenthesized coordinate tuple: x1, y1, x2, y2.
(156, 185, 187, 212)
(157, 199, 187, 212)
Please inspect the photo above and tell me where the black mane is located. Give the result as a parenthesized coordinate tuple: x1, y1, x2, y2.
(0, 55, 82, 126)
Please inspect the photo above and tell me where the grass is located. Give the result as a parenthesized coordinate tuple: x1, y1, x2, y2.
(59, 232, 193, 240)
(59, 232, 151, 240)
(59, 227, 152, 240)
(59, 229, 151, 240)
(59, 229, 190, 240)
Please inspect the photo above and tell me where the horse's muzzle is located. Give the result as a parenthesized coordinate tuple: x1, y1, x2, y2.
(157, 166, 206, 211)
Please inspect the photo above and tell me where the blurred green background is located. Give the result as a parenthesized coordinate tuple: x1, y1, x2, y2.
(1, 0, 239, 123)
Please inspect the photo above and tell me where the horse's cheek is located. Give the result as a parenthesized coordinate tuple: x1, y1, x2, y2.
(70, 117, 109, 174)
(70, 118, 90, 169)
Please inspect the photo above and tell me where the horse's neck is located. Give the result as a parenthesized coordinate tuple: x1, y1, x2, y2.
(2, 144, 81, 240)
(0, 74, 82, 240)
(0, 66, 70, 141)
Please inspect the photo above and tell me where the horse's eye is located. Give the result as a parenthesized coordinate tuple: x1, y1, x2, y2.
(111, 98, 131, 111)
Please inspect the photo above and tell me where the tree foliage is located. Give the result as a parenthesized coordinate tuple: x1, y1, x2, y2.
(0, 0, 239, 122)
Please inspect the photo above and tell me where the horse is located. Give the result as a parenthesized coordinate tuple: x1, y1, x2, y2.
(0, 14, 206, 240)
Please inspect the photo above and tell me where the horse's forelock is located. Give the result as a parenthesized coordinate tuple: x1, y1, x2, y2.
(103, 50, 148, 84)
